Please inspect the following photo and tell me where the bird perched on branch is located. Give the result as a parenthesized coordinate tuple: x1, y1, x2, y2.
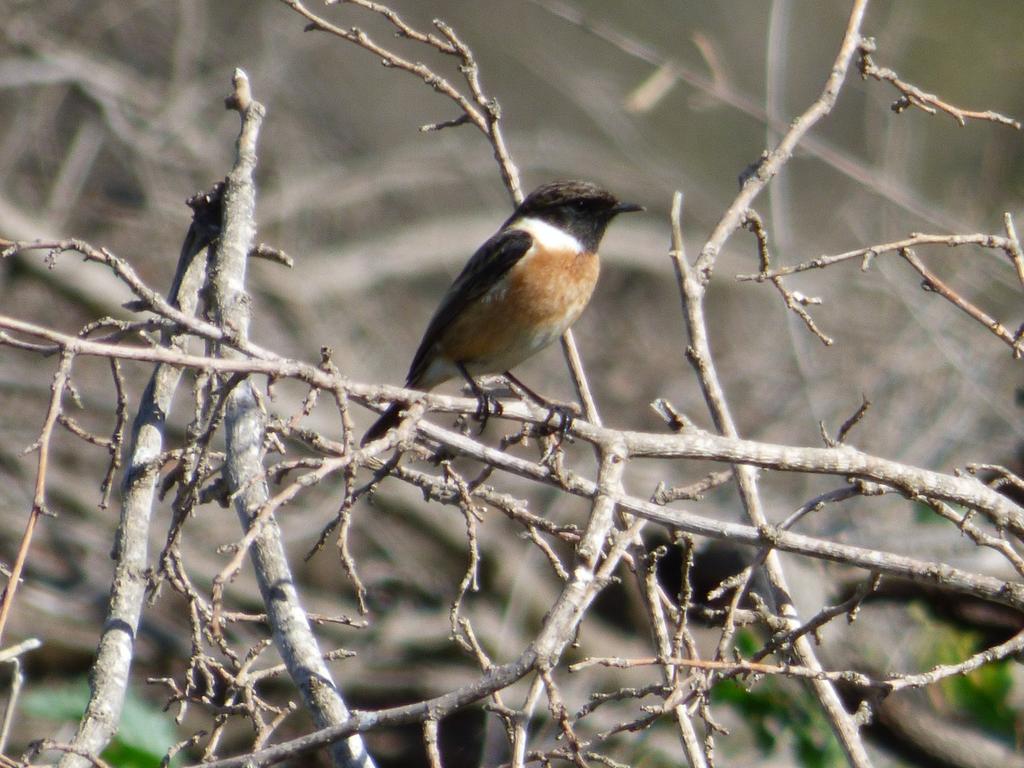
(363, 180, 642, 444)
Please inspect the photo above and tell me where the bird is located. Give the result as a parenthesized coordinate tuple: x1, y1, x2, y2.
(362, 180, 643, 444)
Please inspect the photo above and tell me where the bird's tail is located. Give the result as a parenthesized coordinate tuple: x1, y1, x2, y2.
(361, 401, 405, 445)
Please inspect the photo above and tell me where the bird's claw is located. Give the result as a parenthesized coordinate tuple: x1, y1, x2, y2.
(474, 391, 503, 432)
(542, 402, 579, 441)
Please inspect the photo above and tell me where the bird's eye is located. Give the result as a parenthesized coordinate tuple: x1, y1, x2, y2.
(574, 199, 588, 210)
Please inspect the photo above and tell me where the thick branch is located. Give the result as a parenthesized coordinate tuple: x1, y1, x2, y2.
(1, 314, 1020, 535)
(211, 70, 373, 768)
(56, 192, 214, 768)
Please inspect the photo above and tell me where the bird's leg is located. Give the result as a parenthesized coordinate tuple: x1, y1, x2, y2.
(457, 363, 502, 431)
(502, 371, 578, 438)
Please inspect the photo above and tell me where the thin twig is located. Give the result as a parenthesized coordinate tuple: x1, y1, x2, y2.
(742, 209, 833, 345)
(898, 246, 1023, 357)
(0, 351, 72, 644)
(695, 0, 870, 282)
(576, 627, 1024, 694)
(858, 37, 1021, 129)
(0, 639, 40, 753)
(736, 231, 1024, 281)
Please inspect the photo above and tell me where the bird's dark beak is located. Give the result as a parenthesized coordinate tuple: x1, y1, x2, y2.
(611, 201, 644, 215)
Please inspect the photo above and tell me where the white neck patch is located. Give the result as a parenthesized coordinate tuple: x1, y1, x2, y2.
(514, 216, 584, 254)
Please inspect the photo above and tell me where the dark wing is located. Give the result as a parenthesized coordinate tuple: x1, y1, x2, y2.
(405, 227, 533, 386)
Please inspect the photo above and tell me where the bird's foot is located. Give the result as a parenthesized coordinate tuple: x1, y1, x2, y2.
(501, 371, 577, 438)
(541, 400, 580, 441)
(457, 364, 504, 434)
(474, 390, 504, 433)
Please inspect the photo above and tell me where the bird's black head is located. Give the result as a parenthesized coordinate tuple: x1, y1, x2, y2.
(508, 180, 643, 252)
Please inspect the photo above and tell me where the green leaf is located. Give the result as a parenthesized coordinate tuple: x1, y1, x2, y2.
(23, 681, 177, 767)
(926, 625, 1017, 738)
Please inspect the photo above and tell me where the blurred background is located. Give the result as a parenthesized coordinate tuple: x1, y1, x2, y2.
(2, 1, 1024, 766)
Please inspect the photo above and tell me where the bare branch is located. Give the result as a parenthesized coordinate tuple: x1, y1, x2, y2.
(211, 69, 373, 768)
(741, 209, 833, 345)
(898, 246, 1023, 357)
(0, 352, 71, 644)
(858, 37, 1021, 129)
(673, 183, 874, 767)
(736, 231, 1024, 281)
(695, 0, 870, 281)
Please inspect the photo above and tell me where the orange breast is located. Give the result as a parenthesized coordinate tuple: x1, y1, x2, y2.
(438, 245, 600, 374)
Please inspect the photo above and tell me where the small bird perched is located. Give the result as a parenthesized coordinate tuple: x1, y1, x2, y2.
(362, 180, 642, 444)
